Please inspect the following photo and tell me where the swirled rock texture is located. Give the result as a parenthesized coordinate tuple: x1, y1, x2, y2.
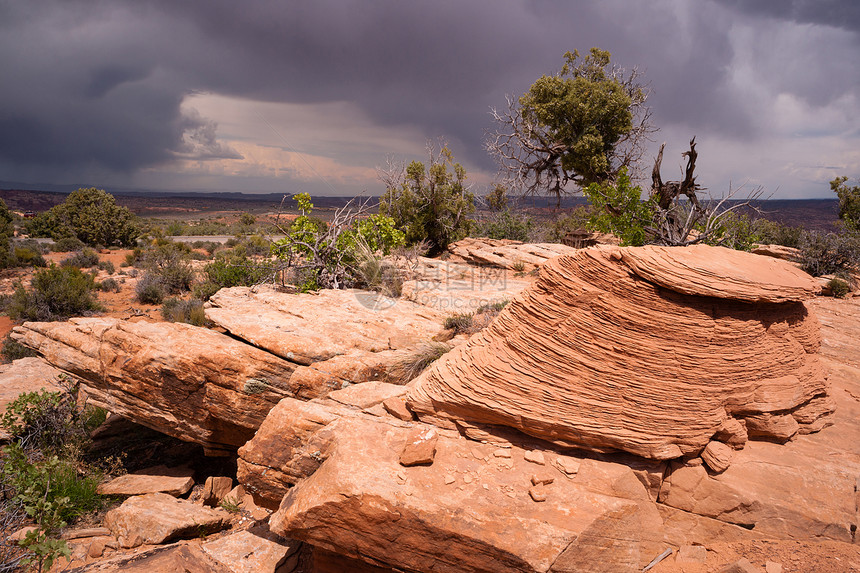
(406, 244, 832, 461)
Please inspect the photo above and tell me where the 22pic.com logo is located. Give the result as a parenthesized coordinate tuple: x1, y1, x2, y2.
(353, 262, 508, 312)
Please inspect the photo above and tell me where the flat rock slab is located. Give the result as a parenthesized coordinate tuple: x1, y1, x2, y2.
(201, 529, 301, 573)
(61, 541, 229, 572)
(104, 493, 229, 548)
(98, 465, 195, 497)
(205, 286, 446, 366)
(446, 237, 579, 271)
(11, 318, 303, 454)
(407, 245, 832, 461)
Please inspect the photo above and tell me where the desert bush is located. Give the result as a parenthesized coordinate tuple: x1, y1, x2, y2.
(98, 277, 121, 293)
(379, 144, 474, 254)
(140, 242, 194, 294)
(0, 379, 108, 572)
(799, 231, 860, 277)
(444, 313, 474, 333)
(477, 300, 509, 315)
(97, 260, 115, 274)
(827, 277, 850, 298)
(50, 237, 86, 252)
(135, 274, 166, 305)
(1, 334, 38, 363)
(60, 248, 100, 269)
(542, 206, 593, 243)
(6, 266, 101, 322)
(161, 298, 209, 327)
(192, 281, 221, 301)
(390, 342, 452, 384)
(750, 218, 803, 249)
(202, 249, 269, 291)
(273, 193, 404, 291)
(12, 246, 47, 268)
(474, 209, 534, 242)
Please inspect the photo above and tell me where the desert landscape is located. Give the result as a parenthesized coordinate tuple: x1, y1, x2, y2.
(2, 2, 860, 572)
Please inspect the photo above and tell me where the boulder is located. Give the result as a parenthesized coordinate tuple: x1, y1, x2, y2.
(243, 398, 671, 572)
(104, 493, 229, 548)
(97, 465, 195, 497)
(201, 476, 234, 507)
(10, 318, 305, 454)
(751, 244, 802, 262)
(406, 245, 832, 461)
(61, 541, 229, 572)
(201, 528, 301, 573)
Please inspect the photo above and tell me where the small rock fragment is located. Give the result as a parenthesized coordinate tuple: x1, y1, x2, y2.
(399, 427, 438, 467)
(554, 457, 580, 476)
(528, 485, 547, 502)
(493, 448, 512, 458)
(444, 475, 455, 485)
(701, 441, 734, 473)
(463, 474, 474, 484)
(382, 396, 414, 421)
(201, 476, 234, 507)
(531, 474, 554, 486)
(524, 450, 545, 465)
(765, 561, 783, 573)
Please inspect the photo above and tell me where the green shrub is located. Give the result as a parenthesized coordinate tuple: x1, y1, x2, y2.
(543, 206, 593, 243)
(192, 281, 221, 301)
(97, 260, 115, 274)
(6, 266, 101, 322)
(98, 277, 121, 293)
(161, 298, 209, 327)
(203, 249, 269, 290)
(12, 246, 47, 267)
(827, 277, 850, 298)
(60, 248, 100, 268)
(1, 334, 38, 362)
(799, 232, 860, 277)
(751, 218, 803, 249)
(27, 188, 139, 247)
(135, 274, 166, 304)
(140, 243, 194, 294)
(50, 237, 86, 252)
(444, 313, 474, 333)
(477, 300, 509, 314)
(475, 209, 534, 242)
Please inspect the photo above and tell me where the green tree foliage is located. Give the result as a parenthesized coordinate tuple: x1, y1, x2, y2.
(582, 168, 652, 246)
(831, 176, 860, 231)
(28, 188, 139, 247)
(7, 266, 101, 322)
(380, 145, 475, 254)
(489, 48, 652, 204)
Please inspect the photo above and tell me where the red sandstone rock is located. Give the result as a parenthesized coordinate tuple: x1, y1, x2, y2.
(398, 426, 438, 466)
(104, 493, 229, 548)
(445, 237, 578, 271)
(406, 245, 832, 461)
(201, 476, 234, 507)
(10, 318, 304, 454)
(97, 465, 195, 497)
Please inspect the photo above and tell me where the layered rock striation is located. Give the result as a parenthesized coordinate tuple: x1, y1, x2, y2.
(406, 244, 833, 461)
(11, 318, 304, 454)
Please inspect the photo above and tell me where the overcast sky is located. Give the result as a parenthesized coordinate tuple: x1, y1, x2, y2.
(1, 0, 858, 199)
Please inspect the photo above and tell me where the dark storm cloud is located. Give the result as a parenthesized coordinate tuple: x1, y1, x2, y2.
(0, 0, 857, 192)
(712, 0, 860, 34)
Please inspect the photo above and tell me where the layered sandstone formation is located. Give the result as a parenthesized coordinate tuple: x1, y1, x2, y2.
(406, 244, 833, 461)
(445, 237, 578, 271)
(10, 318, 303, 454)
